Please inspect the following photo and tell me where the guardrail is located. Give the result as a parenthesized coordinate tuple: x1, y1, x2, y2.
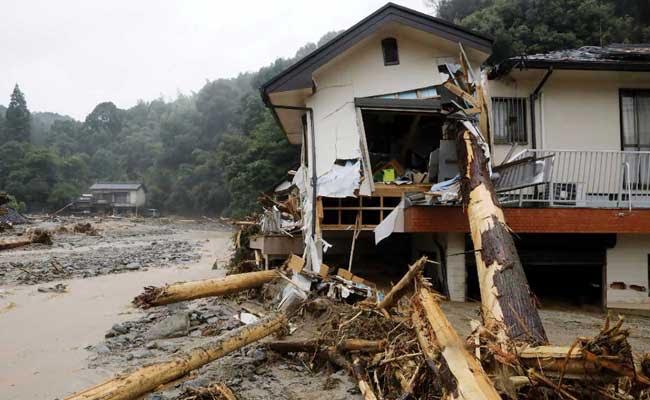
(498, 149, 650, 209)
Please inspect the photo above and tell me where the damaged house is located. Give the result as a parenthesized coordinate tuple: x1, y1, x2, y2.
(260, 3, 650, 313)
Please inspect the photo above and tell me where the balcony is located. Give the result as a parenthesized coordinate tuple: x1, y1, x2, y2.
(497, 149, 650, 209)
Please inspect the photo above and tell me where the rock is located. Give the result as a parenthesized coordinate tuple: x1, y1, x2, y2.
(132, 349, 154, 359)
(125, 262, 142, 270)
(93, 343, 110, 354)
(112, 323, 129, 334)
(145, 312, 189, 340)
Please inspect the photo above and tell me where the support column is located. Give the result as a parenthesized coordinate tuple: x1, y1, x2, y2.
(446, 232, 466, 302)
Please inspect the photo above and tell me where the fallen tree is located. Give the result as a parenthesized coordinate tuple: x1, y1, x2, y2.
(453, 118, 547, 345)
(133, 270, 279, 308)
(377, 256, 427, 311)
(0, 229, 52, 251)
(64, 313, 287, 400)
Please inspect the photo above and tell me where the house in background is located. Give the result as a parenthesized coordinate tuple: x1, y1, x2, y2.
(89, 182, 146, 214)
(261, 3, 650, 313)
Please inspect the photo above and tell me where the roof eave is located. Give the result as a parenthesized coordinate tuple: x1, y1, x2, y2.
(260, 3, 493, 96)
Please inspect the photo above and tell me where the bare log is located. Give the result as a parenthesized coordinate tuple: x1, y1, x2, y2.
(455, 123, 547, 345)
(64, 313, 286, 400)
(411, 279, 501, 400)
(133, 270, 279, 308)
(0, 229, 52, 251)
(267, 338, 386, 354)
(377, 256, 427, 311)
(337, 339, 387, 353)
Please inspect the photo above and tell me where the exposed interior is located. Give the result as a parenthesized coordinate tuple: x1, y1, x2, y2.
(466, 233, 615, 309)
(361, 110, 455, 184)
(322, 231, 445, 292)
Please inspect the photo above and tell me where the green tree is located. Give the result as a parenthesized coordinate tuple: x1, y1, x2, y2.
(5, 84, 31, 142)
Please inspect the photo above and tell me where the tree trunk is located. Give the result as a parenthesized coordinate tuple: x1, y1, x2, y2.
(64, 313, 286, 400)
(0, 239, 32, 251)
(133, 270, 279, 308)
(377, 256, 427, 311)
(455, 123, 547, 345)
(411, 278, 501, 400)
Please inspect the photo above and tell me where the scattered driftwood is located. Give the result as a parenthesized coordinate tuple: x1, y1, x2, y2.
(64, 313, 286, 400)
(0, 228, 52, 251)
(410, 276, 501, 400)
(377, 256, 427, 311)
(133, 270, 279, 308)
(73, 222, 99, 236)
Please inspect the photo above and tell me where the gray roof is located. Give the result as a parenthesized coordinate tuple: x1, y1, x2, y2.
(491, 44, 650, 77)
(90, 183, 143, 191)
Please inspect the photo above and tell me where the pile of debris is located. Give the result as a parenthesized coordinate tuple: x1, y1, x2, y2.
(64, 254, 650, 400)
(0, 192, 29, 231)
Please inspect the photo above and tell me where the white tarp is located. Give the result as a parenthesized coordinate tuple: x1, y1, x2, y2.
(373, 199, 405, 244)
(317, 160, 361, 198)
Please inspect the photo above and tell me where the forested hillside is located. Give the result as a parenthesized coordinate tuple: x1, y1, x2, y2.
(2, 0, 649, 216)
(0, 31, 340, 217)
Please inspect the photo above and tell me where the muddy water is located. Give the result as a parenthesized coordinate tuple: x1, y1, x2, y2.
(0, 229, 232, 400)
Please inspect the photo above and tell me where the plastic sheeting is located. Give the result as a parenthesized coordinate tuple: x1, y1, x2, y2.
(317, 160, 361, 198)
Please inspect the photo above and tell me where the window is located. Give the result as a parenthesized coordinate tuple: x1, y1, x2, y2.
(620, 90, 650, 151)
(620, 90, 650, 188)
(492, 97, 527, 144)
(114, 192, 128, 204)
(381, 37, 399, 66)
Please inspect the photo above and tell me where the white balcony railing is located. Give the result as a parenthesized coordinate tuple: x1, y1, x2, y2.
(497, 149, 650, 209)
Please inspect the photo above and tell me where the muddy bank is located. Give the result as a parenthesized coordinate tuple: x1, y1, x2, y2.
(0, 218, 228, 285)
(0, 226, 233, 400)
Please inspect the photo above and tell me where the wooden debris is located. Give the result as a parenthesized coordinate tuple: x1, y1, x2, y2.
(133, 270, 279, 308)
(410, 276, 501, 400)
(377, 256, 427, 311)
(64, 313, 286, 400)
(0, 228, 52, 251)
(267, 338, 386, 354)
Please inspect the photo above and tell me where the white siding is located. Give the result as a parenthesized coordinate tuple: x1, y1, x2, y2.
(606, 234, 650, 311)
(488, 69, 650, 163)
(305, 23, 486, 178)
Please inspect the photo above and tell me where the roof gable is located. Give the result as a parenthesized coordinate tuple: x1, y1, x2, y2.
(261, 3, 492, 95)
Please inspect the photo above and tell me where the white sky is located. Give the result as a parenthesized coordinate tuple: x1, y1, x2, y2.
(0, 0, 429, 120)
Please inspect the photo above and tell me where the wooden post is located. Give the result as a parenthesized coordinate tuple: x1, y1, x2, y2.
(454, 121, 547, 344)
(64, 313, 286, 400)
(133, 270, 279, 308)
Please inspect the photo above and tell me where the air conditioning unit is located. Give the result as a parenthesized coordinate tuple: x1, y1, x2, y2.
(549, 182, 586, 206)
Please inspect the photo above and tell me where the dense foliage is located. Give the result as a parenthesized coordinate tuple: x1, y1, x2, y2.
(430, 0, 650, 63)
(3, 0, 650, 215)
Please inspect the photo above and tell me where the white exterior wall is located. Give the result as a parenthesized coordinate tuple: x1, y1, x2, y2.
(305, 24, 485, 178)
(488, 70, 650, 163)
(606, 234, 650, 311)
(131, 188, 146, 207)
(446, 232, 466, 302)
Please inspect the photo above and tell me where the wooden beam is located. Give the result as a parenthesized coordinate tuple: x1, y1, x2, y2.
(404, 207, 650, 234)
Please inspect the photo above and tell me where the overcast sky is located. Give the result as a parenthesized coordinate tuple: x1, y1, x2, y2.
(1, 0, 428, 120)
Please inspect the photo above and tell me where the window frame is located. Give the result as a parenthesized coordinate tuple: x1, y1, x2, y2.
(619, 89, 650, 151)
(491, 96, 528, 145)
(381, 37, 399, 66)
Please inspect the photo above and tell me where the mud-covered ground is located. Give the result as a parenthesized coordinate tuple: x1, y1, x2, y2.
(0, 217, 225, 285)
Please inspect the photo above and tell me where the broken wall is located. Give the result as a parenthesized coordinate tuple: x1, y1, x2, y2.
(305, 24, 483, 181)
(606, 234, 650, 311)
